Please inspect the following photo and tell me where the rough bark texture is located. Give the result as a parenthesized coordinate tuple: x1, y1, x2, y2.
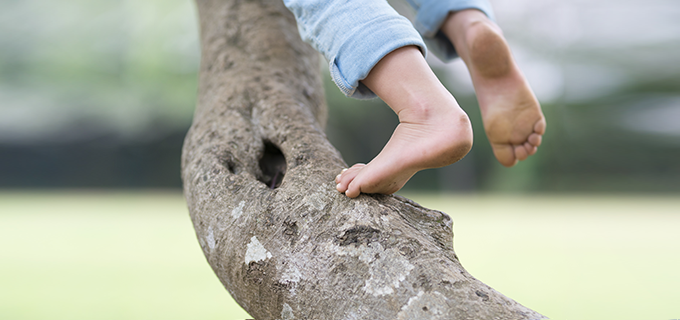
(182, 1, 546, 319)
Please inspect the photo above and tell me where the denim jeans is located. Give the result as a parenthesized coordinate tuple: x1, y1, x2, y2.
(283, 0, 495, 99)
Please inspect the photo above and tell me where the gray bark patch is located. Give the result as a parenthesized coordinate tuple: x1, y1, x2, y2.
(360, 243, 414, 296)
(231, 201, 245, 219)
(397, 291, 449, 319)
(336, 242, 414, 297)
(245, 236, 272, 264)
(279, 303, 295, 320)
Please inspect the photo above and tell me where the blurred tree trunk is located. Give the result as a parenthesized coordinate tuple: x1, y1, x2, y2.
(181, 0, 545, 319)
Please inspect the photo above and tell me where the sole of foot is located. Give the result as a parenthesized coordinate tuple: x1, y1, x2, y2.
(447, 14, 546, 167)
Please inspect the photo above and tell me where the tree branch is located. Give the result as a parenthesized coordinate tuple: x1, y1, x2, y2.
(182, 0, 546, 319)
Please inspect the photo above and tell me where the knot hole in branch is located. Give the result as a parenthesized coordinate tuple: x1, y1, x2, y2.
(258, 141, 286, 189)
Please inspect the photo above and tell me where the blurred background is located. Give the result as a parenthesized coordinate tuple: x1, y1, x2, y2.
(1, 0, 678, 319)
(1, 0, 679, 192)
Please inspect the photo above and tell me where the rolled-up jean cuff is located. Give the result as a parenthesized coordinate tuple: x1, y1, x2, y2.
(414, 0, 495, 61)
(329, 19, 426, 99)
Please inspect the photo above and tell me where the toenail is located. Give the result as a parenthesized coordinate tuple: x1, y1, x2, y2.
(342, 168, 348, 172)
(336, 183, 342, 190)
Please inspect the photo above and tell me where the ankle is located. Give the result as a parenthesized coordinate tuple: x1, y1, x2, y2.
(397, 92, 465, 126)
(400, 96, 473, 145)
(444, 17, 512, 84)
(443, 10, 501, 60)
(444, 9, 497, 34)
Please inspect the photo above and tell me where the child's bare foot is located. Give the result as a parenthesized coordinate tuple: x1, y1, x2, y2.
(335, 46, 473, 198)
(443, 10, 546, 167)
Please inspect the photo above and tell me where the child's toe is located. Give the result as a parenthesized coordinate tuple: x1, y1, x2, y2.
(345, 181, 361, 198)
(534, 119, 547, 135)
(514, 144, 528, 161)
(528, 133, 542, 147)
(524, 142, 537, 155)
(337, 165, 364, 196)
(492, 143, 517, 167)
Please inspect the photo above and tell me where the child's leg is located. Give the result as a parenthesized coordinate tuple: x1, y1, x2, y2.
(283, 0, 473, 197)
(442, 9, 546, 166)
(335, 46, 472, 198)
(282, 0, 426, 99)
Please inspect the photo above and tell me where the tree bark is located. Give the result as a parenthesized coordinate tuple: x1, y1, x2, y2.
(182, 0, 546, 319)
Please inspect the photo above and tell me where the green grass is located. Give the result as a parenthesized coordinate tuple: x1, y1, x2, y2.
(0, 191, 250, 320)
(406, 193, 680, 320)
(1, 191, 678, 320)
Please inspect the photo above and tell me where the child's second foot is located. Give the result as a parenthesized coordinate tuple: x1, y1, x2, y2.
(335, 47, 473, 198)
(443, 10, 546, 167)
